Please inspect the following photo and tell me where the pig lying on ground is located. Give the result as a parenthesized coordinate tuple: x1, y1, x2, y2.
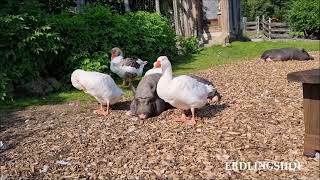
(127, 74, 221, 120)
(261, 48, 314, 61)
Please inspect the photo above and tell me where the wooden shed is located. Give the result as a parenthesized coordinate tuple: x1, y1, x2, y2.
(172, 0, 242, 45)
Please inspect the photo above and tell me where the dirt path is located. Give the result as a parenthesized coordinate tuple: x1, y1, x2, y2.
(1, 53, 319, 179)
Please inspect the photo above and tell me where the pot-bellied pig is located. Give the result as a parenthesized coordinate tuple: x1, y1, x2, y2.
(261, 48, 314, 61)
(127, 73, 172, 120)
(127, 73, 221, 120)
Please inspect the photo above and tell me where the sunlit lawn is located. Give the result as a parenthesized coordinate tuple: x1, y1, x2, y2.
(1, 40, 319, 110)
(172, 40, 320, 74)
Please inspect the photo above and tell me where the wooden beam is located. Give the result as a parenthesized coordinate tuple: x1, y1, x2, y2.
(182, 0, 189, 36)
(196, 0, 202, 36)
(124, 0, 130, 12)
(191, 0, 197, 36)
(221, 0, 230, 34)
(155, 0, 160, 13)
(173, 0, 180, 35)
(76, 0, 85, 13)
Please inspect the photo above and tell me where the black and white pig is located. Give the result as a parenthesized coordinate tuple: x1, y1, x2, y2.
(127, 73, 172, 120)
(261, 48, 314, 61)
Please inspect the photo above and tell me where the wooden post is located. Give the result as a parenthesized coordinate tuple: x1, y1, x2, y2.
(242, 17, 247, 35)
(221, 0, 230, 35)
(268, 17, 272, 39)
(196, 0, 202, 36)
(76, 0, 85, 13)
(262, 15, 265, 37)
(155, 0, 160, 13)
(256, 16, 260, 35)
(287, 69, 320, 157)
(303, 83, 320, 157)
(182, 0, 189, 36)
(124, 0, 130, 12)
(173, 0, 180, 35)
(191, 0, 198, 36)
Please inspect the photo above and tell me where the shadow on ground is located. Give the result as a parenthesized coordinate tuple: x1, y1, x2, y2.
(182, 103, 229, 119)
(112, 101, 131, 110)
(0, 110, 35, 158)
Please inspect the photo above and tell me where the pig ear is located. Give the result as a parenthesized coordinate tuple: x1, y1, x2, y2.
(301, 48, 306, 52)
(144, 61, 148, 65)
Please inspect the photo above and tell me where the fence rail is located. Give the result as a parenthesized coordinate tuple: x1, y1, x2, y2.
(243, 16, 290, 39)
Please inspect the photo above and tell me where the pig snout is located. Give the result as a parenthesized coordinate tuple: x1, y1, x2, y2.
(208, 92, 221, 103)
(138, 114, 148, 119)
(210, 95, 221, 103)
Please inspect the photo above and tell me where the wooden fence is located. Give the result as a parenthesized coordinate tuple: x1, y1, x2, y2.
(243, 16, 290, 39)
(242, 16, 260, 35)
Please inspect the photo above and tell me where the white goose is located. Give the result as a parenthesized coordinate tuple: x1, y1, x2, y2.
(144, 62, 162, 76)
(110, 47, 147, 86)
(156, 56, 214, 125)
(71, 69, 123, 116)
(146, 59, 221, 103)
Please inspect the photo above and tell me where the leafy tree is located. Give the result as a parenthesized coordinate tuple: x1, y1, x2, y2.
(241, 0, 292, 21)
(287, 0, 320, 38)
(0, 0, 75, 15)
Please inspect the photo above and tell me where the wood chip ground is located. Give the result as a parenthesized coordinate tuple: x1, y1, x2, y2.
(1, 52, 319, 179)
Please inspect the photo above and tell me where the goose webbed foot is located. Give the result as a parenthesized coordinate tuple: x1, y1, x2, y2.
(174, 113, 188, 122)
(184, 108, 196, 126)
(94, 103, 110, 116)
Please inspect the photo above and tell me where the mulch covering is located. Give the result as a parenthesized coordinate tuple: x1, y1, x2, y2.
(1, 52, 319, 179)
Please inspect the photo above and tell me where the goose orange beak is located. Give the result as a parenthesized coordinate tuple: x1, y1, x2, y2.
(154, 60, 161, 68)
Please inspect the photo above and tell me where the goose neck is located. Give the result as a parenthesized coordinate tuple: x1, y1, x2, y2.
(163, 66, 173, 79)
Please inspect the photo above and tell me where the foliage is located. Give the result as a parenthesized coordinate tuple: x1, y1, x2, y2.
(87, 0, 125, 13)
(177, 36, 199, 55)
(40, 0, 76, 14)
(49, 6, 176, 74)
(0, 0, 75, 15)
(48, 5, 121, 79)
(123, 11, 177, 62)
(287, 0, 320, 38)
(0, 4, 178, 101)
(0, 14, 63, 100)
(80, 54, 109, 72)
(288, 31, 305, 38)
(241, 0, 292, 21)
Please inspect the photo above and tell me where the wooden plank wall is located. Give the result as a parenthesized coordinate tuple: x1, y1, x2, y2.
(173, 0, 200, 37)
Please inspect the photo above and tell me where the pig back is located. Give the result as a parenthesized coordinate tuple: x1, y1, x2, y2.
(135, 73, 162, 99)
(261, 48, 312, 61)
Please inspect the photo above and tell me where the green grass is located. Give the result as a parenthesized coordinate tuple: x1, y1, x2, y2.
(0, 88, 134, 110)
(173, 40, 320, 74)
(1, 40, 319, 110)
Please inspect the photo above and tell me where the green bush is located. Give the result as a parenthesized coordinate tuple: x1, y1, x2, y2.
(48, 5, 122, 78)
(241, 0, 292, 21)
(49, 6, 177, 75)
(0, 4, 179, 100)
(288, 31, 305, 38)
(0, 14, 63, 100)
(0, 0, 75, 15)
(177, 36, 199, 55)
(287, 0, 320, 38)
(80, 53, 109, 72)
(123, 11, 177, 62)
